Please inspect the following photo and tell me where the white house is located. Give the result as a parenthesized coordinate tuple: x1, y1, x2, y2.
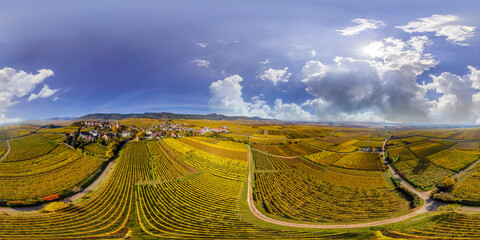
(122, 130, 131, 138)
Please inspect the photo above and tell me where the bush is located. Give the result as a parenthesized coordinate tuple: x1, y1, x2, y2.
(397, 185, 422, 208)
(44, 202, 70, 212)
(390, 177, 400, 188)
(43, 194, 60, 201)
(437, 177, 456, 191)
(433, 192, 459, 202)
(6, 201, 26, 207)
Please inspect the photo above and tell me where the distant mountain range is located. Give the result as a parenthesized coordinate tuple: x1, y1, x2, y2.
(77, 112, 264, 121)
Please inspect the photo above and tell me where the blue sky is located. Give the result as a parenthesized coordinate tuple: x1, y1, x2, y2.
(0, 0, 479, 123)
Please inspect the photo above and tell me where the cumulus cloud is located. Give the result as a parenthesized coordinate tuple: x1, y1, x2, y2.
(337, 18, 386, 36)
(396, 14, 475, 46)
(0, 114, 21, 125)
(301, 36, 442, 122)
(259, 67, 291, 85)
(28, 84, 60, 102)
(196, 42, 207, 48)
(424, 66, 480, 122)
(0, 67, 55, 123)
(191, 59, 210, 68)
(209, 75, 314, 121)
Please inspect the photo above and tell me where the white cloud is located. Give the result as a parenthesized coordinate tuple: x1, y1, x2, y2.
(0, 67, 54, 111)
(259, 67, 291, 85)
(299, 33, 480, 123)
(301, 36, 440, 122)
(260, 59, 270, 65)
(191, 59, 210, 68)
(468, 65, 480, 89)
(0, 67, 54, 123)
(361, 36, 437, 76)
(209, 75, 314, 121)
(217, 40, 239, 45)
(337, 18, 386, 36)
(196, 42, 207, 48)
(28, 84, 60, 102)
(209, 75, 251, 116)
(396, 14, 475, 46)
(424, 66, 480, 122)
(271, 99, 313, 121)
(301, 61, 327, 81)
(0, 114, 21, 125)
(310, 50, 317, 57)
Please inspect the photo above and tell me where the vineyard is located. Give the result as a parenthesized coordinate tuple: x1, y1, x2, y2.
(2, 122, 480, 239)
(452, 167, 480, 201)
(332, 152, 384, 171)
(178, 137, 248, 161)
(2, 135, 58, 162)
(0, 125, 32, 140)
(389, 139, 474, 190)
(252, 151, 411, 222)
(251, 142, 320, 157)
(303, 151, 344, 166)
(0, 142, 138, 238)
(393, 158, 455, 190)
(427, 149, 479, 172)
(0, 140, 104, 201)
(388, 214, 480, 239)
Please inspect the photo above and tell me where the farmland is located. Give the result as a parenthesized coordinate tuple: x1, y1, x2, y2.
(0, 135, 104, 202)
(1, 121, 480, 239)
(253, 151, 410, 222)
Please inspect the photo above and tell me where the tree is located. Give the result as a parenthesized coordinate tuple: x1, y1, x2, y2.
(106, 149, 114, 159)
(136, 130, 146, 141)
(438, 177, 456, 191)
(437, 204, 460, 216)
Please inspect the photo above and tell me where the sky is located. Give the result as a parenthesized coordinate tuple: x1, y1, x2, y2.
(0, 0, 479, 124)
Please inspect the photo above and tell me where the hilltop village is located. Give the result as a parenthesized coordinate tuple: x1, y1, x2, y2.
(65, 120, 229, 142)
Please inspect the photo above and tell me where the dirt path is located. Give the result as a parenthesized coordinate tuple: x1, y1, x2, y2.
(452, 159, 480, 180)
(0, 140, 10, 162)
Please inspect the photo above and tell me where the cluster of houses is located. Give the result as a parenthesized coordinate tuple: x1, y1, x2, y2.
(68, 120, 230, 141)
(66, 130, 125, 141)
(74, 121, 119, 131)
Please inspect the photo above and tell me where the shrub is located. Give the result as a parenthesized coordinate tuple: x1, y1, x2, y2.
(6, 201, 26, 207)
(44, 201, 70, 212)
(43, 194, 60, 201)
